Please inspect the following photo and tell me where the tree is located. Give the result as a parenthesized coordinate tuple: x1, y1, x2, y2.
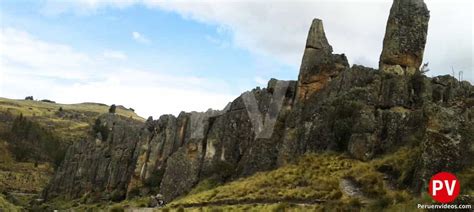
(109, 104, 116, 113)
(24, 96, 34, 100)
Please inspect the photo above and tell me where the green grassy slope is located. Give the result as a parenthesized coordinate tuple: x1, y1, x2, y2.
(166, 147, 470, 211)
(0, 97, 145, 209)
(0, 97, 144, 142)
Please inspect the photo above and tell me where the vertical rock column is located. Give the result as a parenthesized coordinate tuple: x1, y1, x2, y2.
(379, 0, 430, 75)
(296, 19, 348, 103)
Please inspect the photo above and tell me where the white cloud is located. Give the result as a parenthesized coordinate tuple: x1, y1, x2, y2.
(148, 0, 473, 82)
(0, 27, 94, 80)
(38, 0, 473, 83)
(0, 28, 235, 117)
(132, 31, 150, 44)
(102, 50, 127, 60)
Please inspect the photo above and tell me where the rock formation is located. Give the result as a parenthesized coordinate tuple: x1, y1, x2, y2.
(43, 0, 473, 204)
(296, 19, 349, 102)
(379, 0, 430, 75)
(43, 114, 144, 202)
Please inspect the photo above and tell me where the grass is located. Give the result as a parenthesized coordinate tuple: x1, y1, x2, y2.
(0, 97, 144, 142)
(1, 139, 53, 194)
(169, 147, 432, 211)
(170, 203, 324, 211)
(0, 159, 53, 194)
(39, 196, 151, 211)
(171, 153, 351, 206)
(0, 194, 22, 211)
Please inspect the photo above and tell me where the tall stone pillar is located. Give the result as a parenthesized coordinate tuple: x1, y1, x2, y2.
(296, 19, 349, 102)
(379, 0, 430, 75)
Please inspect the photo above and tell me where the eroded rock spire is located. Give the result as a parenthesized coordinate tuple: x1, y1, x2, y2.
(296, 19, 348, 102)
(379, 0, 430, 75)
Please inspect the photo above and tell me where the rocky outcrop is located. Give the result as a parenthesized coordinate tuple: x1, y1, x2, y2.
(296, 19, 349, 102)
(127, 79, 297, 202)
(42, 114, 144, 202)
(44, 0, 473, 203)
(379, 0, 430, 75)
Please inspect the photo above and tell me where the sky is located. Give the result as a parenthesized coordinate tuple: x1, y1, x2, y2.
(0, 0, 472, 118)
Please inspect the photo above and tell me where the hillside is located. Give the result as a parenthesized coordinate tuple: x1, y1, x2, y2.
(0, 97, 143, 141)
(168, 149, 473, 211)
(0, 97, 144, 209)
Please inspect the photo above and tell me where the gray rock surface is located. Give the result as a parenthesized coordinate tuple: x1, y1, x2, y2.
(379, 0, 430, 75)
(43, 114, 144, 202)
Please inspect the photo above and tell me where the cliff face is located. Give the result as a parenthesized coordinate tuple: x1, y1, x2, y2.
(43, 0, 474, 204)
(43, 114, 145, 202)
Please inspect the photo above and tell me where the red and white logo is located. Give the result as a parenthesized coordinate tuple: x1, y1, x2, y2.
(428, 172, 460, 203)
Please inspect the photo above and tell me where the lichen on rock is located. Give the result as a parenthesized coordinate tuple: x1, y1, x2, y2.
(379, 0, 430, 75)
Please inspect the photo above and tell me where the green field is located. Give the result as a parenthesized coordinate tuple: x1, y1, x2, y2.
(0, 97, 144, 142)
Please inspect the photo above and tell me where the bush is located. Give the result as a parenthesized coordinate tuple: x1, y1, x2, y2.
(24, 96, 34, 100)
